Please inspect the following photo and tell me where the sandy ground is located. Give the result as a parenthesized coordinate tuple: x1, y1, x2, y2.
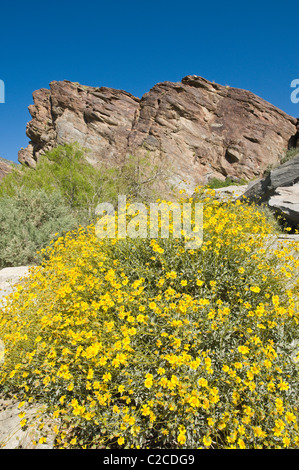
(0, 398, 56, 449)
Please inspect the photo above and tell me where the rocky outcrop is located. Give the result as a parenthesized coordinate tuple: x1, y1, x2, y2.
(18, 76, 298, 192)
(268, 185, 299, 225)
(242, 154, 299, 226)
(0, 398, 56, 449)
(0, 157, 13, 182)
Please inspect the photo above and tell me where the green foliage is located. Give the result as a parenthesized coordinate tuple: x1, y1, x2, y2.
(0, 188, 77, 268)
(0, 143, 174, 268)
(0, 143, 173, 224)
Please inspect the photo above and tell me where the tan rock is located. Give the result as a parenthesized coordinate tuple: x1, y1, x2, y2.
(18, 76, 298, 194)
(0, 398, 57, 449)
(0, 266, 30, 299)
(268, 184, 299, 225)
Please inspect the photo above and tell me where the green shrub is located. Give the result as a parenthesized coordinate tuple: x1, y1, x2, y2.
(0, 188, 77, 268)
(0, 192, 298, 448)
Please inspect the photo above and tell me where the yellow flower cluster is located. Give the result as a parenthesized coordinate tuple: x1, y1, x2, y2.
(0, 191, 298, 449)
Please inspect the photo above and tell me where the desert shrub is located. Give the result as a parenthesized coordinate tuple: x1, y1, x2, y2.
(115, 153, 174, 203)
(0, 188, 77, 268)
(0, 143, 108, 225)
(247, 202, 283, 234)
(206, 177, 248, 189)
(0, 190, 298, 449)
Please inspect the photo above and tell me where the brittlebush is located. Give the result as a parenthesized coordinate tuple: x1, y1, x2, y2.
(0, 190, 298, 449)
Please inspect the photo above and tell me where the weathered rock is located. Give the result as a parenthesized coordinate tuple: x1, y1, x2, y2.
(241, 154, 299, 226)
(18, 76, 299, 193)
(0, 157, 13, 182)
(270, 156, 299, 188)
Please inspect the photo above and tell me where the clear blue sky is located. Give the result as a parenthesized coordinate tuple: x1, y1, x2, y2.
(0, 0, 298, 163)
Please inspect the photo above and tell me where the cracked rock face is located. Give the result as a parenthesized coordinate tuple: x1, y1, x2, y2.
(18, 75, 298, 192)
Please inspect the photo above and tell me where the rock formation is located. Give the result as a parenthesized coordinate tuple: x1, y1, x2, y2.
(18, 76, 299, 192)
(241, 153, 299, 226)
(0, 157, 13, 182)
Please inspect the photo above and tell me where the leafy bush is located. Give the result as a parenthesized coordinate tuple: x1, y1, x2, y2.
(0, 188, 77, 268)
(280, 148, 299, 165)
(0, 143, 174, 268)
(264, 148, 299, 176)
(0, 144, 174, 225)
(0, 190, 298, 449)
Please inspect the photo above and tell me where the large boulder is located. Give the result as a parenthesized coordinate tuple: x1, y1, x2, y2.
(242, 154, 299, 226)
(0, 157, 13, 182)
(18, 76, 298, 194)
(0, 266, 30, 300)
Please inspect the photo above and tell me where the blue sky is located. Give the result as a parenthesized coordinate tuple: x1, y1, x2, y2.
(0, 0, 298, 163)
